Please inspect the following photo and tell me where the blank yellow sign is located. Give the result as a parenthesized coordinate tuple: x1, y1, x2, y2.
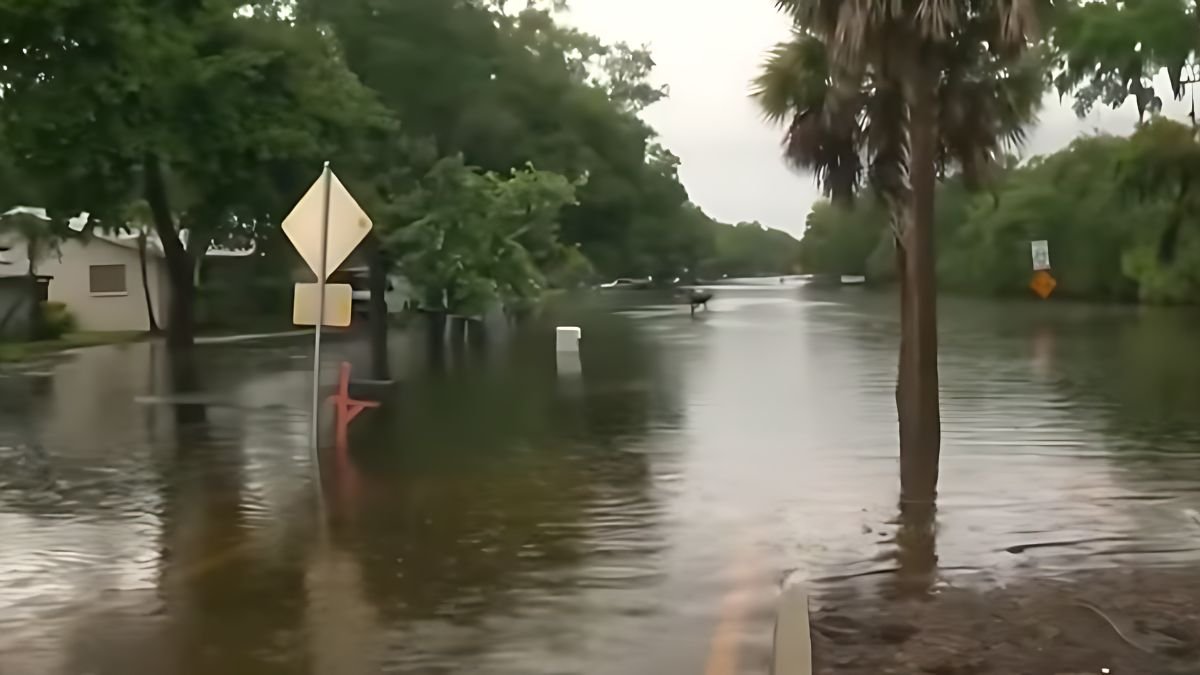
(293, 283, 353, 327)
(282, 169, 373, 281)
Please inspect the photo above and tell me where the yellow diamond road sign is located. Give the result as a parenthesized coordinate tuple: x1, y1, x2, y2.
(1030, 269, 1057, 299)
(282, 169, 372, 280)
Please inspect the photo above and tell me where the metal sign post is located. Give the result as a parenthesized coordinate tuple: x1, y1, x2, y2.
(282, 163, 374, 482)
(310, 162, 333, 475)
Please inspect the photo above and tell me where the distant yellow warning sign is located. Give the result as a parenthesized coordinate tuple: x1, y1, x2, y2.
(1030, 270, 1057, 299)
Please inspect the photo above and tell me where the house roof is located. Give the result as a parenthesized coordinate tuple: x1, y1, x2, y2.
(91, 233, 168, 258)
(95, 231, 257, 258)
(1, 205, 257, 259)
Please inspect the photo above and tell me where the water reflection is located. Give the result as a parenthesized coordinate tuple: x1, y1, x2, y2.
(4, 287, 1200, 672)
(890, 503, 938, 599)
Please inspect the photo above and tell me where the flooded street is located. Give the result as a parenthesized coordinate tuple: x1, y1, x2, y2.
(4, 281, 1200, 674)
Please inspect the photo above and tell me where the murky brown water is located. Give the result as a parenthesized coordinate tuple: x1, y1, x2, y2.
(3, 281, 1200, 674)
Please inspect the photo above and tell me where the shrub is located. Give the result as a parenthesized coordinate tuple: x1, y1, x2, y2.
(39, 301, 76, 340)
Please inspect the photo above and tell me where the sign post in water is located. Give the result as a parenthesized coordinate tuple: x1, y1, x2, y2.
(282, 162, 373, 476)
(1029, 240, 1056, 299)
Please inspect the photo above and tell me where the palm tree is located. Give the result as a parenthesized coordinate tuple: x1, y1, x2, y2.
(754, 1, 1045, 504)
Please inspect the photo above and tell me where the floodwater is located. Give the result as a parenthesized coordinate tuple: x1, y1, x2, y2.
(4, 281, 1200, 674)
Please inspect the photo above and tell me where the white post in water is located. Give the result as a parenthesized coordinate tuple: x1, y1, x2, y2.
(556, 326, 582, 376)
(309, 162, 333, 473)
(556, 326, 581, 352)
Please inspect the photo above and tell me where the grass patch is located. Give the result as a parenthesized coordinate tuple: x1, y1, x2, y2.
(0, 331, 148, 363)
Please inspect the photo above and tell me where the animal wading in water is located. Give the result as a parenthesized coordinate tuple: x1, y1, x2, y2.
(682, 289, 713, 316)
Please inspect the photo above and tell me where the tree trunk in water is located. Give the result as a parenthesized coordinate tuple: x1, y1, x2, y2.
(168, 347, 208, 431)
(898, 70, 942, 505)
(166, 277, 196, 351)
(425, 311, 447, 369)
(893, 500, 937, 597)
(144, 153, 196, 351)
(367, 237, 390, 381)
(467, 318, 486, 350)
(26, 239, 41, 341)
(449, 316, 467, 345)
(137, 231, 161, 334)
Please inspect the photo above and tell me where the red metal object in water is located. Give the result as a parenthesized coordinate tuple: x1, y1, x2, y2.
(328, 362, 380, 454)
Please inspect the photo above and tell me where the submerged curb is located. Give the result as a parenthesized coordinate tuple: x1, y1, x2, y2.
(772, 584, 813, 675)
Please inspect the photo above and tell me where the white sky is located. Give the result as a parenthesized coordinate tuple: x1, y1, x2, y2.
(566, 0, 1187, 238)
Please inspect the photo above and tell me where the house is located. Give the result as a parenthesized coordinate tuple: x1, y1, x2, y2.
(2, 205, 411, 333)
(0, 233, 169, 332)
(0, 276, 43, 339)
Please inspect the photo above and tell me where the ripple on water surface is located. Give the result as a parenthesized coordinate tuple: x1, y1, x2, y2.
(3, 293, 1200, 673)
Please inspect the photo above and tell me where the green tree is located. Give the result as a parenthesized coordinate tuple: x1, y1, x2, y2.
(755, 2, 1046, 502)
(304, 0, 700, 280)
(700, 219, 803, 278)
(800, 200, 889, 277)
(387, 156, 578, 315)
(0, 0, 385, 349)
(1052, 2, 1200, 302)
(1053, 0, 1196, 120)
(1119, 118, 1200, 262)
(940, 135, 1143, 299)
(797, 129, 1200, 304)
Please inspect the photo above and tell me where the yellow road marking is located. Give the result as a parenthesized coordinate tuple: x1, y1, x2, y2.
(168, 540, 255, 582)
(704, 540, 760, 675)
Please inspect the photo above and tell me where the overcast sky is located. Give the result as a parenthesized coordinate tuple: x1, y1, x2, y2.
(566, 0, 1183, 238)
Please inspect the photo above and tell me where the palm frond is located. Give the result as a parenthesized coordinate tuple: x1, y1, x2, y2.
(783, 101, 864, 202)
(915, 0, 960, 41)
(937, 17, 1044, 188)
(758, 0, 1046, 208)
(864, 80, 908, 202)
(774, 0, 842, 36)
(751, 31, 831, 124)
(752, 29, 870, 202)
(990, 0, 1042, 47)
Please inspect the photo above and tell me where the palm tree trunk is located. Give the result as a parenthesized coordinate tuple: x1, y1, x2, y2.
(898, 67, 942, 505)
(137, 231, 161, 334)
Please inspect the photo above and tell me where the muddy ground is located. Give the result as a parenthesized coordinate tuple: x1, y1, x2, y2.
(810, 567, 1200, 674)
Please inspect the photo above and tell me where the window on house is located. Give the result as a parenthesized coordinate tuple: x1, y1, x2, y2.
(89, 264, 127, 294)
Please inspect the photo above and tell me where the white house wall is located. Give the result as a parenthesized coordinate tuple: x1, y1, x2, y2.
(37, 239, 168, 333)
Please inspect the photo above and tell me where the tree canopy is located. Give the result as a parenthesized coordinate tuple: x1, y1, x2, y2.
(1052, 0, 1197, 120)
(0, 0, 767, 346)
(794, 122, 1200, 304)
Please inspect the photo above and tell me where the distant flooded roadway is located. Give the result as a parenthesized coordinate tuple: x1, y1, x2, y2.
(4, 279, 1200, 674)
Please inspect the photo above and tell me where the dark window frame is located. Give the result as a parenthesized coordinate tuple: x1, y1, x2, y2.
(89, 264, 128, 295)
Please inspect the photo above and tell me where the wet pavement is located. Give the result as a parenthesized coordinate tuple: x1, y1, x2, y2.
(3, 280, 1200, 673)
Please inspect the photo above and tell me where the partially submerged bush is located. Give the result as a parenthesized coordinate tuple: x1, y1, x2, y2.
(38, 301, 76, 340)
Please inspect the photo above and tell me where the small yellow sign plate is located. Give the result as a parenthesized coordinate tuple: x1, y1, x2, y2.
(293, 283, 353, 327)
(1030, 270, 1057, 299)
